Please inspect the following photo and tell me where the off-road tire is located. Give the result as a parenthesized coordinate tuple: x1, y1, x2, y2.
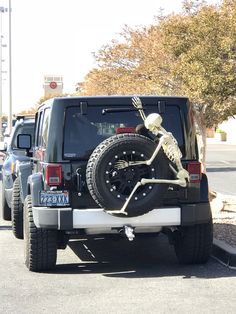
(174, 218, 213, 264)
(24, 195, 57, 272)
(11, 177, 23, 239)
(86, 133, 171, 217)
(2, 182, 11, 221)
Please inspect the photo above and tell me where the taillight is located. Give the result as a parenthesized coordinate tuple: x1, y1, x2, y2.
(45, 164, 62, 186)
(116, 127, 136, 134)
(187, 161, 202, 183)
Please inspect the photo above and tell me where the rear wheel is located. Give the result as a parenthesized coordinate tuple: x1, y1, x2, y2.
(24, 195, 57, 272)
(11, 177, 23, 239)
(174, 218, 213, 264)
(2, 182, 11, 221)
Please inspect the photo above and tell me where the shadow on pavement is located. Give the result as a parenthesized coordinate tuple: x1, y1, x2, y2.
(0, 225, 12, 230)
(53, 234, 236, 278)
(207, 167, 236, 173)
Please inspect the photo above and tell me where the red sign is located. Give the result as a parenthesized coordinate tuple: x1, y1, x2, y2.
(49, 81, 57, 89)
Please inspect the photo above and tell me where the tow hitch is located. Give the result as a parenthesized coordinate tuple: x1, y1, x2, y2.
(123, 225, 135, 241)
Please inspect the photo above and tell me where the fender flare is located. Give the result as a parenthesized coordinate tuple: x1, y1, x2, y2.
(200, 173, 209, 202)
(17, 162, 33, 204)
(27, 173, 44, 206)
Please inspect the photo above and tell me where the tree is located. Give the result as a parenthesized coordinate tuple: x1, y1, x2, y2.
(77, 0, 236, 164)
(16, 105, 38, 116)
(159, 0, 236, 162)
(38, 93, 69, 105)
(77, 25, 170, 96)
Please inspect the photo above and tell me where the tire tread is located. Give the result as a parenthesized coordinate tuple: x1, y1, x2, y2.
(11, 177, 23, 239)
(174, 218, 213, 264)
(24, 195, 57, 272)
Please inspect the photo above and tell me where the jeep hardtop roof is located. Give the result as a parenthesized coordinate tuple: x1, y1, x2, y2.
(37, 96, 196, 163)
(40, 95, 190, 109)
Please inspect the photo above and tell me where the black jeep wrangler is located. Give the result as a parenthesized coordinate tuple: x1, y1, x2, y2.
(16, 96, 212, 272)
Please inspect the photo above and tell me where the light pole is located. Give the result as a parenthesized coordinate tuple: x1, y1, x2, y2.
(8, 0, 12, 134)
(0, 6, 7, 141)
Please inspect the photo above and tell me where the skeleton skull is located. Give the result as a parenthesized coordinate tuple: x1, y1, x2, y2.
(144, 113, 163, 133)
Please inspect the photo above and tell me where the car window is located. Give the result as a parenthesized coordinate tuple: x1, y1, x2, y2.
(63, 105, 184, 159)
(41, 109, 51, 148)
(36, 108, 51, 148)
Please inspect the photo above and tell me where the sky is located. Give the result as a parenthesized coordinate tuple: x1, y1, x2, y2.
(0, 0, 219, 114)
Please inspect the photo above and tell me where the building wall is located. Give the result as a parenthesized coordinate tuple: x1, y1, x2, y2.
(43, 75, 63, 97)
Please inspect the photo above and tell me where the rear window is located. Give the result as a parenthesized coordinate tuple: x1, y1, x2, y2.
(63, 105, 184, 159)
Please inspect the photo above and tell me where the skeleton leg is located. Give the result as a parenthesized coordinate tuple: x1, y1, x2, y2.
(106, 181, 142, 215)
(107, 174, 188, 216)
(145, 135, 166, 166)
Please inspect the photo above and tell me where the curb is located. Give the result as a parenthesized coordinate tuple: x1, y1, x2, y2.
(211, 192, 236, 211)
(212, 238, 236, 269)
(211, 192, 236, 269)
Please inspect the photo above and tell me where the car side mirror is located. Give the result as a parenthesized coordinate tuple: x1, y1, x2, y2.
(17, 134, 32, 150)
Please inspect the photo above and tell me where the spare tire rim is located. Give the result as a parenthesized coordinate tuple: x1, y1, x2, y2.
(104, 149, 156, 201)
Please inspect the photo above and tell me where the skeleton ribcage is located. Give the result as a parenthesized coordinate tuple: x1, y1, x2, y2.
(162, 134, 182, 163)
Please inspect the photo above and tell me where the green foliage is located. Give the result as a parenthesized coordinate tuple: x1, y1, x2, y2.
(215, 128, 226, 134)
(161, 0, 236, 128)
(38, 93, 69, 105)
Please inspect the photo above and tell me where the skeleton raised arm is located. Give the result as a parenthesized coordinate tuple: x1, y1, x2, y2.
(111, 96, 189, 215)
(132, 96, 147, 121)
(116, 97, 189, 179)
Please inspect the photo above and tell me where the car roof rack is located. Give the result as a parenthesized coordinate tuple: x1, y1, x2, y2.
(15, 114, 35, 120)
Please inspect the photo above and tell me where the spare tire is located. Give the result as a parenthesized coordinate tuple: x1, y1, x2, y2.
(86, 133, 171, 217)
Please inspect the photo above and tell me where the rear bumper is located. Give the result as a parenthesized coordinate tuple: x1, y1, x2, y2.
(32, 202, 211, 232)
(181, 203, 212, 225)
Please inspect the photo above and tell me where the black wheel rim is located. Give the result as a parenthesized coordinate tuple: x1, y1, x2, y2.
(104, 149, 156, 201)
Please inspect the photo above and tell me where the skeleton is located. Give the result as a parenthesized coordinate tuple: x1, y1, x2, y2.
(107, 96, 189, 215)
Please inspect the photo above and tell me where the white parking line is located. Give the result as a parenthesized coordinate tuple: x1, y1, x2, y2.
(221, 160, 231, 165)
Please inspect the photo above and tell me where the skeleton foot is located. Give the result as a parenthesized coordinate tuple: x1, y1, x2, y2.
(106, 181, 142, 216)
(106, 209, 128, 216)
(177, 169, 189, 182)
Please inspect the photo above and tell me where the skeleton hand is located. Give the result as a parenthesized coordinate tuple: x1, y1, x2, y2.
(114, 159, 147, 170)
(132, 96, 143, 110)
(114, 160, 129, 170)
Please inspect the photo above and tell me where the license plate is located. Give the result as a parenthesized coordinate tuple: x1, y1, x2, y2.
(40, 191, 69, 206)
